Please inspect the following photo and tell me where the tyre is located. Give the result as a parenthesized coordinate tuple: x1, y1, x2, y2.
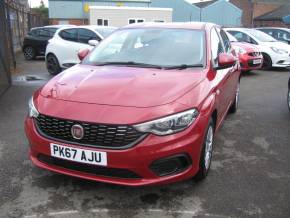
(23, 46, 36, 60)
(288, 89, 290, 112)
(229, 82, 240, 114)
(194, 118, 214, 181)
(46, 54, 61, 75)
(262, 53, 272, 70)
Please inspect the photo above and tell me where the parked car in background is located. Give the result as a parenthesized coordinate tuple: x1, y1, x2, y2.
(22, 25, 74, 60)
(226, 32, 263, 72)
(45, 25, 117, 75)
(226, 28, 290, 70)
(256, 27, 290, 45)
(25, 22, 241, 186)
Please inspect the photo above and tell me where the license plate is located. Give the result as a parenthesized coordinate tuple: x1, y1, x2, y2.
(253, 59, 262, 64)
(50, 143, 107, 166)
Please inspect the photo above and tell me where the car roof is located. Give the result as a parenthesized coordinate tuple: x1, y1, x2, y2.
(57, 25, 116, 30)
(122, 22, 217, 31)
(256, 27, 290, 32)
(30, 25, 75, 31)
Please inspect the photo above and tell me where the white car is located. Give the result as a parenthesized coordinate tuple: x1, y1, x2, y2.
(225, 28, 290, 70)
(45, 25, 117, 75)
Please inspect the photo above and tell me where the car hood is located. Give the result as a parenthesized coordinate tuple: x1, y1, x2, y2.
(40, 64, 205, 108)
(261, 41, 290, 51)
(231, 42, 260, 52)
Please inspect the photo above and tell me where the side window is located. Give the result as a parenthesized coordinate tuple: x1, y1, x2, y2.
(129, 19, 136, 24)
(78, 28, 99, 44)
(277, 30, 289, 40)
(59, 29, 78, 42)
(211, 28, 224, 67)
(219, 29, 231, 53)
(38, 28, 51, 38)
(29, 29, 39, 36)
(48, 28, 57, 37)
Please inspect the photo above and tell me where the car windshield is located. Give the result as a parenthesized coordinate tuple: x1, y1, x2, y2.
(84, 28, 205, 68)
(245, 29, 277, 42)
(226, 32, 237, 42)
(95, 28, 116, 38)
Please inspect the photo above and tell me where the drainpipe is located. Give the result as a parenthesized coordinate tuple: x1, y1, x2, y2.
(199, 8, 202, 22)
(82, 0, 85, 24)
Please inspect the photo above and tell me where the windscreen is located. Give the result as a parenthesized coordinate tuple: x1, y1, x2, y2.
(246, 29, 277, 42)
(84, 28, 205, 68)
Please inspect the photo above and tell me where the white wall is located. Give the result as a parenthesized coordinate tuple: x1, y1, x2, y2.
(89, 6, 172, 27)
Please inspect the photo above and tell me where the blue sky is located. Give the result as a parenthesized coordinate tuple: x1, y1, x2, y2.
(29, 0, 207, 8)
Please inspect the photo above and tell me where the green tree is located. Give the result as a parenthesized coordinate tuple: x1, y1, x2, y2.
(32, 0, 48, 19)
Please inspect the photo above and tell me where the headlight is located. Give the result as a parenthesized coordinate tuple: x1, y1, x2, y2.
(133, 109, 199, 136)
(235, 47, 247, 54)
(271, 47, 288, 54)
(28, 97, 39, 118)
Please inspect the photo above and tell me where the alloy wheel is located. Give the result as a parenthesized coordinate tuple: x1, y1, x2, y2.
(24, 47, 35, 60)
(235, 83, 240, 109)
(204, 125, 213, 170)
(46, 55, 59, 74)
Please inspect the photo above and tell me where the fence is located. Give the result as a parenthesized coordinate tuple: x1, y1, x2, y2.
(0, 0, 45, 95)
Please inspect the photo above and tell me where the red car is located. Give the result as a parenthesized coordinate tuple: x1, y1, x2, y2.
(226, 32, 263, 72)
(25, 23, 241, 186)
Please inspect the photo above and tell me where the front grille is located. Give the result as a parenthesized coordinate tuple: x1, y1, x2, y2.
(38, 154, 141, 179)
(35, 114, 146, 149)
(248, 52, 261, 57)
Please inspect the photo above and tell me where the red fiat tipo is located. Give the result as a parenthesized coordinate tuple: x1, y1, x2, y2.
(25, 22, 241, 186)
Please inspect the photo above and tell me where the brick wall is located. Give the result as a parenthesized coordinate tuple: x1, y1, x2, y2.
(50, 19, 88, 25)
(254, 20, 290, 28)
(230, 0, 283, 27)
(252, 3, 281, 18)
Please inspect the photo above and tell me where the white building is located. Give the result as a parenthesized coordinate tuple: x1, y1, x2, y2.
(89, 6, 172, 27)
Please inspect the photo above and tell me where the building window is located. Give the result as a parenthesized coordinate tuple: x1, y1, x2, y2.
(128, 18, 145, 24)
(97, 19, 109, 26)
(129, 19, 135, 24)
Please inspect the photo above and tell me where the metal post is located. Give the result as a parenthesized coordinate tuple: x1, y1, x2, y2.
(82, 0, 85, 24)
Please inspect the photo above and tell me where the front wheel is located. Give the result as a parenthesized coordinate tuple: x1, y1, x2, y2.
(194, 118, 214, 181)
(262, 53, 272, 70)
(46, 54, 61, 75)
(229, 82, 240, 114)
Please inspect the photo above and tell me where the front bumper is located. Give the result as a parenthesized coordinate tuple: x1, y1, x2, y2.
(25, 115, 206, 186)
(239, 54, 263, 71)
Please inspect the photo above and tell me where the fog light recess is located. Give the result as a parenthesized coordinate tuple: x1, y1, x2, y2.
(150, 154, 192, 177)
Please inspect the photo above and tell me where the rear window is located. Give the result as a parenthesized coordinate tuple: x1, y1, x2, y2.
(59, 29, 78, 42)
(94, 28, 116, 38)
(78, 28, 100, 44)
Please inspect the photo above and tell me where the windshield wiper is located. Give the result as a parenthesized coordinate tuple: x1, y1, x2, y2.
(164, 64, 204, 70)
(93, 61, 163, 69)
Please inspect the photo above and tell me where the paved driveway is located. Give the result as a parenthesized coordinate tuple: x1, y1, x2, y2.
(0, 57, 289, 218)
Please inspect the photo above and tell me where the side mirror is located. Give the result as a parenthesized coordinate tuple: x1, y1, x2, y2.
(88, 40, 99, 46)
(216, 53, 236, 69)
(78, 48, 90, 61)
